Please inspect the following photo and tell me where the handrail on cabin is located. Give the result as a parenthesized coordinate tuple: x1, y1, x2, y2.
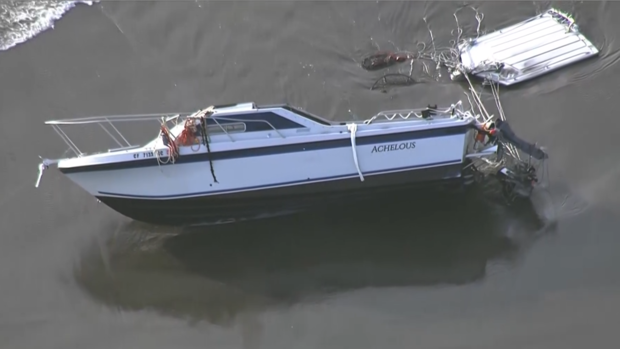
(365, 101, 470, 124)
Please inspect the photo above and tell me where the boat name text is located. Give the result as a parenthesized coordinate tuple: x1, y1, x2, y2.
(371, 141, 416, 153)
(134, 150, 165, 159)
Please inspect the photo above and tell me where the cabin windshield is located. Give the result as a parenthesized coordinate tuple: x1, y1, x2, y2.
(279, 106, 334, 126)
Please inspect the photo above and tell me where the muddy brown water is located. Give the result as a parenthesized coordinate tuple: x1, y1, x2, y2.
(1, 2, 619, 348)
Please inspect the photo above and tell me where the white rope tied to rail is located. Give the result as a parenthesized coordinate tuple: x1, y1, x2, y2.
(347, 123, 365, 182)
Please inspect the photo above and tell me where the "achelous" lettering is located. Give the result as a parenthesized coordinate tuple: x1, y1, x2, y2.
(371, 141, 416, 153)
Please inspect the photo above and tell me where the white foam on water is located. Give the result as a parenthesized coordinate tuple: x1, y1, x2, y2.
(0, 0, 96, 51)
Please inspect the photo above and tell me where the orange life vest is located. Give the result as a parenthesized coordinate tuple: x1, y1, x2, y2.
(476, 123, 497, 143)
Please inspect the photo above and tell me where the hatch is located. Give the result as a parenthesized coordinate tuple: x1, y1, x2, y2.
(451, 8, 599, 86)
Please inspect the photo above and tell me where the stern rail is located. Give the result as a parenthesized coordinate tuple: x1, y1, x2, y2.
(44, 108, 286, 158)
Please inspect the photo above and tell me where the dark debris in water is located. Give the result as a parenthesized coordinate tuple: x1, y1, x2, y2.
(361, 51, 418, 91)
(370, 73, 417, 93)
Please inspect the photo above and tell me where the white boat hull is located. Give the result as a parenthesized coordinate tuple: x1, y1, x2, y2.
(61, 125, 471, 225)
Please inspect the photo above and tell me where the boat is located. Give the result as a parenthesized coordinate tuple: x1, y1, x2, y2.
(35, 100, 545, 226)
(449, 8, 599, 86)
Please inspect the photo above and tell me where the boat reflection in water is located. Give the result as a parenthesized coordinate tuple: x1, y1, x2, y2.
(75, 189, 546, 325)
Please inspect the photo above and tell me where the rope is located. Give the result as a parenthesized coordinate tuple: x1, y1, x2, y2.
(489, 81, 520, 160)
(158, 123, 178, 165)
(347, 123, 364, 182)
(200, 106, 218, 183)
(152, 107, 219, 183)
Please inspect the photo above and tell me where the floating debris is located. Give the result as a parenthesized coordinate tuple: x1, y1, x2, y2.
(449, 8, 599, 86)
(370, 73, 416, 92)
(362, 7, 599, 88)
(361, 51, 413, 71)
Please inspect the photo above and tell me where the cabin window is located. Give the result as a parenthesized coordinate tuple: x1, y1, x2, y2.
(281, 106, 332, 125)
(203, 122, 246, 135)
(205, 111, 305, 132)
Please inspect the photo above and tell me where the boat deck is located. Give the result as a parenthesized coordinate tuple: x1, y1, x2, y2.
(453, 8, 599, 86)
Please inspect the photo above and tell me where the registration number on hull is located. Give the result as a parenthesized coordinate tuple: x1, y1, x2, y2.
(133, 150, 165, 159)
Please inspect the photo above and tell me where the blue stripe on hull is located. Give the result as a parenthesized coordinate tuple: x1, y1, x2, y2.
(59, 124, 471, 174)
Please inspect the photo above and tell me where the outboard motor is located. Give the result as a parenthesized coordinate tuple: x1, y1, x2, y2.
(491, 120, 547, 204)
(496, 164, 538, 202)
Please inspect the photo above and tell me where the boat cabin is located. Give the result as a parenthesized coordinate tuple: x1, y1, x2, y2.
(43, 100, 473, 162)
